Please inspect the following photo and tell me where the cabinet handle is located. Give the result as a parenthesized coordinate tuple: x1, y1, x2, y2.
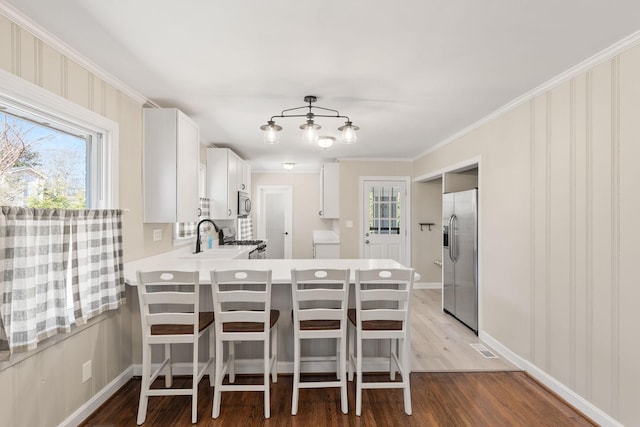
(228, 209, 232, 217)
(319, 210, 322, 216)
(241, 184, 245, 190)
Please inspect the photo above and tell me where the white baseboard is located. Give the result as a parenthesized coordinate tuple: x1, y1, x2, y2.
(480, 331, 622, 427)
(58, 366, 134, 427)
(414, 282, 441, 290)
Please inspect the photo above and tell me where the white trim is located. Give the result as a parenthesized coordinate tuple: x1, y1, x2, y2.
(480, 332, 621, 427)
(338, 157, 413, 163)
(0, 0, 149, 106)
(58, 366, 134, 427)
(413, 30, 640, 161)
(414, 282, 441, 290)
(413, 156, 482, 183)
(0, 68, 120, 208)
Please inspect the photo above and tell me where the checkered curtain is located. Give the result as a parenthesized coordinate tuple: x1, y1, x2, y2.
(238, 216, 253, 240)
(70, 209, 125, 325)
(0, 207, 72, 361)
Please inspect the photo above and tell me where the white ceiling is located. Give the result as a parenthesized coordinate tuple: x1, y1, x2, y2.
(5, 0, 640, 171)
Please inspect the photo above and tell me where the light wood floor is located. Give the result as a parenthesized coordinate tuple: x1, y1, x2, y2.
(410, 289, 517, 372)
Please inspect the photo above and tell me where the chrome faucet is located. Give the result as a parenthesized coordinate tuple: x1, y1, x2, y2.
(194, 219, 218, 254)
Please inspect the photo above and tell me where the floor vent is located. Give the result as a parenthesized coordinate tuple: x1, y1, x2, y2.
(470, 343, 498, 359)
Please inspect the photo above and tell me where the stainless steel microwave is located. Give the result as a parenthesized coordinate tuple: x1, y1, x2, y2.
(238, 191, 251, 217)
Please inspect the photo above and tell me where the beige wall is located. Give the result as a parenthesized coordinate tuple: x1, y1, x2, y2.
(412, 44, 640, 425)
(0, 13, 146, 426)
(251, 172, 332, 258)
(412, 178, 443, 283)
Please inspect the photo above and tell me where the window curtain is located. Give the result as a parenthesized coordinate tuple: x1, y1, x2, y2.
(0, 207, 71, 361)
(70, 209, 125, 325)
(0, 207, 125, 361)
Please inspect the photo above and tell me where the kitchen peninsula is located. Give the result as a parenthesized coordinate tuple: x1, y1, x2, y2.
(123, 247, 415, 374)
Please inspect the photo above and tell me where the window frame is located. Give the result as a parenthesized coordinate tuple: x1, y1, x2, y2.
(0, 68, 119, 209)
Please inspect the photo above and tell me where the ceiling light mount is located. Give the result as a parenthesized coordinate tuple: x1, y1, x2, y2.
(261, 95, 358, 147)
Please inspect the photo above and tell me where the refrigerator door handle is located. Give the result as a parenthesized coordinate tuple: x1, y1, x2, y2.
(448, 214, 456, 263)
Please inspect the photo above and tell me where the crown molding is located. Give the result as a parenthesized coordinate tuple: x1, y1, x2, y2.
(337, 157, 413, 162)
(414, 29, 640, 161)
(0, 0, 149, 105)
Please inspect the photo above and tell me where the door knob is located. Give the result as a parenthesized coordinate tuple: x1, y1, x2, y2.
(365, 240, 370, 244)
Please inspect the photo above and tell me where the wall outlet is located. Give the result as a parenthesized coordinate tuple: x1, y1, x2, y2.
(345, 220, 353, 228)
(153, 229, 162, 241)
(82, 360, 92, 383)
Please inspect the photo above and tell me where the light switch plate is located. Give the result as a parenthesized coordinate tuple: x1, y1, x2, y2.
(153, 229, 162, 241)
(82, 360, 92, 383)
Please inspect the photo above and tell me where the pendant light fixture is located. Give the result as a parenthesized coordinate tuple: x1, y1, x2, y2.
(260, 95, 359, 147)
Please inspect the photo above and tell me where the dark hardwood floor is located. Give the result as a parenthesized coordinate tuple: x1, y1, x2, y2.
(81, 372, 595, 426)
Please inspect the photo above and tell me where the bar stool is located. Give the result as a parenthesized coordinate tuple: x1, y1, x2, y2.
(209, 269, 279, 419)
(348, 268, 415, 416)
(135, 270, 214, 425)
(290, 268, 350, 415)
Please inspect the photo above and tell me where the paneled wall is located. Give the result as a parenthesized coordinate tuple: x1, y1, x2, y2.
(0, 13, 141, 426)
(413, 43, 640, 426)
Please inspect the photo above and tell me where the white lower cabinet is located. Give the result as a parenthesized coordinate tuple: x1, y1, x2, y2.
(313, 243, 340, 259)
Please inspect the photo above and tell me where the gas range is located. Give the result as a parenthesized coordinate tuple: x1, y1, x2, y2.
(218, 227, 267, 258)
(224, 239, 265, 246)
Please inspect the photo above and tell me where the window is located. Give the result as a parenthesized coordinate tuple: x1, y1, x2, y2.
(0, 70, 120, 334)
(0, 69, 118, 209)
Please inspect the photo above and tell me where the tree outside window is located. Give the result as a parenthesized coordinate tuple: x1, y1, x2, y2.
(0, 112, 87, 209)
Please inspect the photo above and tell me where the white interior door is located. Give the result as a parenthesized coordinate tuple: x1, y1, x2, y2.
(361, 179, 409, 264)
(257, 185, 292, 259)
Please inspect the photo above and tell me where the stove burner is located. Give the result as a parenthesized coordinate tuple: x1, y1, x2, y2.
(224, 239, 265, 247)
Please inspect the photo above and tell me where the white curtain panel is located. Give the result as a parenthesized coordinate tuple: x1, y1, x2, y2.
(70, 209, 125, 325)
(0, 207, 71, 361)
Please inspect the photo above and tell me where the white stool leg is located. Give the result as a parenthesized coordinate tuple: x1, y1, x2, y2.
(209, 327, 215, 387)
(264, 338, 271, 419)
(137, 344, 151, 425)
(229, 341, 235, 383)
(348, 323, 355, 382)
(164, 343, 173, 387)
(212, 339, 223, 419)
(291, 334, 300, 415)
(271, 325, 278, 383)
(402, 337, 412, 415)
(339, 335, 348, 414)
(356, 333, 363, 416)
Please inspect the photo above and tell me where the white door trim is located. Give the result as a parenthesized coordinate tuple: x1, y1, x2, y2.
(256, 185, 293, 259)
(358, 176, 411, 266)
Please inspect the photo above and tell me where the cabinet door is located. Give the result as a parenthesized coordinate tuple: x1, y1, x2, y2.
(320, 163, 340, 218)
(176, 111, 200, 222)
(237, 159, 251, 192)
(143, 108, 199, 223)
(227, 151, 238, 217)
(314, 244, 340, 259)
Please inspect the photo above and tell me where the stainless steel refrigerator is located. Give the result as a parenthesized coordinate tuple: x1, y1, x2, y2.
(442, 188, 478, 333)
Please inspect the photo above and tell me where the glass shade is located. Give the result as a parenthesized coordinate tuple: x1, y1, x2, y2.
(316, 136, 335, 149)
(260, 121, 282, 144)
(282, 162, 295, 170)
(338, 121, 359, 144)
(300, 120, 320, 144)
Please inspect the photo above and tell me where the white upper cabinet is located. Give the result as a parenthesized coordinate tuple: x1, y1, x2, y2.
(207, 147, 246, 219)
(143, 108, 200, 223)
(319, 162, 340, 219)
(237, 159, 251, 193)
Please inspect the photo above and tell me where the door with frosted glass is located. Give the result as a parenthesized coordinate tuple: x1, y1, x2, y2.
(362, 180, 407, 264)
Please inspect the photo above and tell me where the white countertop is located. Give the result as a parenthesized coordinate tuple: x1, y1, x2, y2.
(312, 230, 340, 244)
(123, 246, 412, 285)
